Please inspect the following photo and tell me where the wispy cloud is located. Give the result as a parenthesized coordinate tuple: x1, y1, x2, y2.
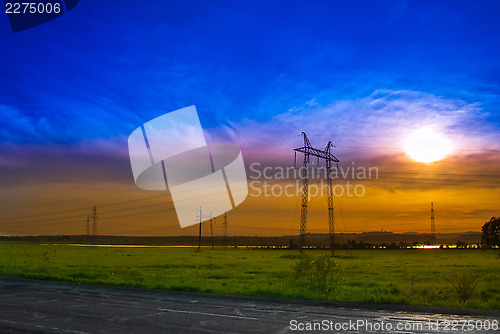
(215, 89, 497, 158)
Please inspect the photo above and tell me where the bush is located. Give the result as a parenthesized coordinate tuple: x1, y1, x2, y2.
(292, 253, 340, 298)
(449, 271, 477, 303)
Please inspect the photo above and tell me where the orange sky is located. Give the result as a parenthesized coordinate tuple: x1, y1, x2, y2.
(1, 139, 498, 237)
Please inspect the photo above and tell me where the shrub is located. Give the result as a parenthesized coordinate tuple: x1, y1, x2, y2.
(449, 271, 477, 303)
(292, 253, 340, 298)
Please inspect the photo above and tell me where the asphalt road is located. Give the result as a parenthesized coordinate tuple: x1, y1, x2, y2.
(0, 276, 498, 334)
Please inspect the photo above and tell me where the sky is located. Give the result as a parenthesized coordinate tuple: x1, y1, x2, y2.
(1, 0, 499, 236)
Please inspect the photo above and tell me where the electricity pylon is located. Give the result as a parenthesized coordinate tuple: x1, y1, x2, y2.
(325, 141, 336, 250)
(90, 205, 98, 236)
(86, 216, 90, 237)
(294, 132, 339, 249)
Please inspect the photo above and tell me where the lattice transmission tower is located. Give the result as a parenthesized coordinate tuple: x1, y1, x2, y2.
(294, 132, 339, 249)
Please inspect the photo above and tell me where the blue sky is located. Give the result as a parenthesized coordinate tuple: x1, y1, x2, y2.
(1, 1, 500, 235)
(1, 0, 499, 145)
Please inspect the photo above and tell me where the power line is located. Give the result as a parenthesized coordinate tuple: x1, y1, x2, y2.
(335, 145, 499, 152)
(0, 187, 140, 210)
(0, 195, 169, 223)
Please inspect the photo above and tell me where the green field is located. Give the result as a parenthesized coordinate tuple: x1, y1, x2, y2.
(0, 242, 498, 309)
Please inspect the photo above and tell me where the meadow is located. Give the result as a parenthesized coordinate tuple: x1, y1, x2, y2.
(0, 242, 498, 309)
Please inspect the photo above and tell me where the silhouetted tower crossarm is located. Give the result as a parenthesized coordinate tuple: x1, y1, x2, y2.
(294, 146, 339, 162)
(294, 134, 339, 162)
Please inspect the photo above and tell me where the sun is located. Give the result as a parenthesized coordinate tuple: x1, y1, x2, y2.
(403, 127, 453, 163)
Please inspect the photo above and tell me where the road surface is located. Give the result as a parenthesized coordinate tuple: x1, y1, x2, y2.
(0, 276, 498, 333)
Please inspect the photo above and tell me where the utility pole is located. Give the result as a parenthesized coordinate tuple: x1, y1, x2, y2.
(294, 132, 339, 249)
(198, 206, 202, 250)
(430, 202, 435, 235)
(210, 213, 214, 249)
(223, 211, 228, 248)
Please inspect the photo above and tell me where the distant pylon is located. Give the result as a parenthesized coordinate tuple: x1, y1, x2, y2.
(85, 216, 90, 237)
(90, 205, 98, 236)
(430, 202, 435, 235)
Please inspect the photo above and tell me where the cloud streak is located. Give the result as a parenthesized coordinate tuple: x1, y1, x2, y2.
(215, 89, 497, 159)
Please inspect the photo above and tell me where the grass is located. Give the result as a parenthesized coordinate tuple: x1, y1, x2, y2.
(0, 242, 498, 309)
